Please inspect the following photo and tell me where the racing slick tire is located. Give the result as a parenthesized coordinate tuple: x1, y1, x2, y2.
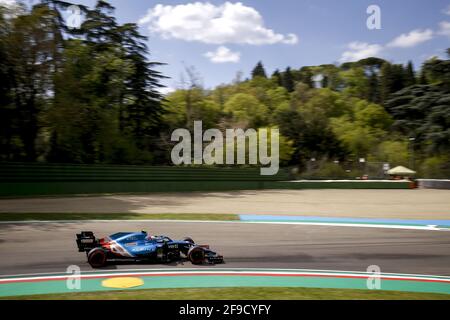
(182, 237, 195, 244)
(87, 248, 107, 268)
(187, 246, 205, 265)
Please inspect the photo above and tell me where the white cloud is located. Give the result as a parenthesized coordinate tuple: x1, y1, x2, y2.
(339, 42, 383, 63)
(443, 5, 450, 16)
(0, 0, 16, 6)
(204, 46, 240, 63)
(158, 86, 176, 96)
(138, 2, 298, 45)
(387, 29, 433, 48)
(438, 21, 450, 37)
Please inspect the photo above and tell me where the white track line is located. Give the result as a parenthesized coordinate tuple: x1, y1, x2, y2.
(0, 219, 448, 231)
(1, 270, 450, 284)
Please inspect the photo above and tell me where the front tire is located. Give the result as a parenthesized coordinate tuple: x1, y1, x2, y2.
(87, 248, 107, 268)
(188, 246, 205, 265)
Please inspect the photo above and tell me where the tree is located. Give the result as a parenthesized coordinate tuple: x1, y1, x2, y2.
(340, 67, 370, 100)
(368, 72, 380, 103)
(251, 61, 267, 79)
(271, 69, 283, 87)
(0, 5, 15, 161)
(331, 117, 380, 158)
(273, 89, 350, 165)
(297, 67, 314, 88)
(404, 61, 416, 87)
(47, 0, 166, 164)
(4, 3, 64, 161)
(224, 93, 268, 128)
(328, 98, 391, 158)
(386, 84, 450, 154)
(375, 140, 409, 166)
(282, 67, 295, 92)
(49, 39, 134, 163)
(164, 89, 221, 130)
(116, 22, 166, 154)
(422, 52, 450, 91)
(420, 156, 450, 178)
(353, 100, 393, 131)
(379, 62, 406, 103)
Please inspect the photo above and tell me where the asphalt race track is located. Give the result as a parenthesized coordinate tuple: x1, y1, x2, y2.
(1, 221, 450, 277)
(1, 189, 450, 219)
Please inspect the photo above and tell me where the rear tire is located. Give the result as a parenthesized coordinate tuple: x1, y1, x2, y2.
(188, 246, 205, 265)
(87, 248, 107, 268)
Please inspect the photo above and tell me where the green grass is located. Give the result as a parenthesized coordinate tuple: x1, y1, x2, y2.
(0, 213, 239, 222)
(3, 287, 449, 300)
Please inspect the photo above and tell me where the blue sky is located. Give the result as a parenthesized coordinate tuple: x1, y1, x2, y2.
(36, 0, 450, 89)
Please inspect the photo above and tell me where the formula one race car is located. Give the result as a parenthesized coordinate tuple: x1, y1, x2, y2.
(76, 231, 224, 268)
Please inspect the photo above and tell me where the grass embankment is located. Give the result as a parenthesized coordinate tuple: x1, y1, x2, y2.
(3, 287, 449, 300)
(0, 213, 239, 222)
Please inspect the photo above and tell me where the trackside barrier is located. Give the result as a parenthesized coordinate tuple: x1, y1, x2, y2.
(0, 163, 412, 197)
(418, 179, 450, 190)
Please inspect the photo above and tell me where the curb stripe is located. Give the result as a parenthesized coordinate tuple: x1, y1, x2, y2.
(3, 268, 450, 280)
(1, 269, 449, 297)
(2, 271, 450, 285)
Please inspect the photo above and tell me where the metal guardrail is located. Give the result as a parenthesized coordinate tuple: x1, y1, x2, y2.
(418, 179, 450, 190)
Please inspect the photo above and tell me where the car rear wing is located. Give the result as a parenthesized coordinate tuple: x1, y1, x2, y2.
(76, 231, 98, 252)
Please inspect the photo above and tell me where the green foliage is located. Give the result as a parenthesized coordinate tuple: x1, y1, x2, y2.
(49, 40, 139, 163)
(422, 56, 450, 90)
(164, 89, 221, 129)
(341, 67, 370, 99)
(374, 141, 409, 166)
(0, 3, 63, 161)
(404, 61, 416, 87)
(353, 100, 393, 131)
(380, 63, 407, 103)
(386, 84, 450, 153)
(331, 117, 379, 157)
(282, 67, 295, 92)
(271, 69, 283, 87)
(224, 93, 269, 127)
(419, 156, 450, 179)
(0, 2, 448, 178)
(302, 88, 351, 119)
(0, 1, 165, 164)
(310, 162, 349, 179)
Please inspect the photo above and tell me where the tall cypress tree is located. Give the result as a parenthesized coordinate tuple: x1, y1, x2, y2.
(251, 61, 267, 79)
(282, 67, 295, 92)
(117, 22, 167, 151)
(405, 61, 416, 87)
(380, 62, 406, 103)
(368, 72, 380, 103)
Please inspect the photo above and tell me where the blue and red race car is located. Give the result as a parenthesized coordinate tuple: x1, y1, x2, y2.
(76, 231, 224, 268)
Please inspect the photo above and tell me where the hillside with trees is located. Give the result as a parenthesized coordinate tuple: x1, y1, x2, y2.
(164, 56, 450, 178)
